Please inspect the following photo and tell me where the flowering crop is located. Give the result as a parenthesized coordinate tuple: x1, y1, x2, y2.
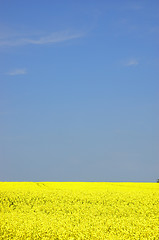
(0, 182, 159, 239)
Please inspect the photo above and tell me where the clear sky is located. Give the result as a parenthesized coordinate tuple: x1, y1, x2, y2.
(0, 0, 158, 182)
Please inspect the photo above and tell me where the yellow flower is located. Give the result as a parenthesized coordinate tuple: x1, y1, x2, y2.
(0, 182, 158, 239)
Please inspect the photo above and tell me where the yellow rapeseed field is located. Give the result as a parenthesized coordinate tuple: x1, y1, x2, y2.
(0, 182, 159, 239)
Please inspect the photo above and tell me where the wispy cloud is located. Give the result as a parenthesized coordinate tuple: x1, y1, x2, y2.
(124, 59, 139, 66)
(0, 30, 84, 47)
(7, 68, 27, 76)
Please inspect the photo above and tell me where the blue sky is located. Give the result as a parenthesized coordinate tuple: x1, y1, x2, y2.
(0, 0, 158, 182)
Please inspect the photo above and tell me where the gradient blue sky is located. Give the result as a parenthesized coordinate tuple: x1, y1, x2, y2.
(0, 0, 158, 182)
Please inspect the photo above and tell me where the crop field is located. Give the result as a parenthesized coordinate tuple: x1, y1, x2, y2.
(0, 182, 159, 239)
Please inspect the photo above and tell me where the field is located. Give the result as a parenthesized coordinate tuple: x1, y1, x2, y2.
(0, 182, 159, 239)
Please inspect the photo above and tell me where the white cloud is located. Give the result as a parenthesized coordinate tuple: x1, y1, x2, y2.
(124, 59, 139, 66)
(0, 30, 84, 47)
(7, 69, 27, 76)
